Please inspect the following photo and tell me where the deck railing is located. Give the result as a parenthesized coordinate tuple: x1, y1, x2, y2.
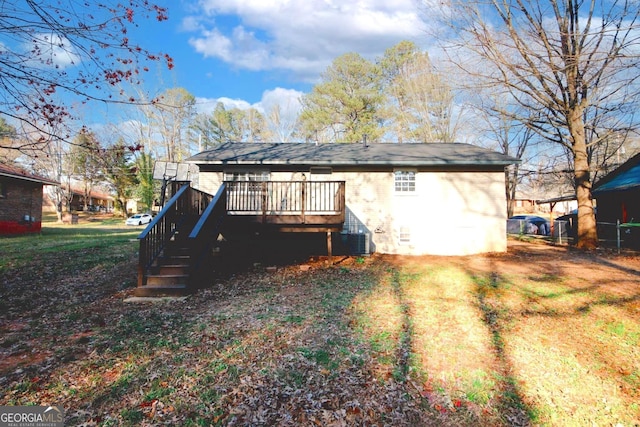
(225, 180, 345, 221)
(137, 184, 213, 287)
(187, 183, 227, 287)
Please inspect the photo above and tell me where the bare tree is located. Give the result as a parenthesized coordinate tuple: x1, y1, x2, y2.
(0, 0, 171, 151)
(431, 0, 640, 249)
(147, 88, 196, 162)
(473, 94, 539, 217)
(68, 131, 104, 211)
(27, 136, 72, 222)
(264, 101, 301, 142)
(379, 41, 457, 142)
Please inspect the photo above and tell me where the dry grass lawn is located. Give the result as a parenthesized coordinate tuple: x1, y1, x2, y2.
(1, 222, 639, 426)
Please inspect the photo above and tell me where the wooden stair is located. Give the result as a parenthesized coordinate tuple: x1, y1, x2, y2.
(134, 223, 194, 297)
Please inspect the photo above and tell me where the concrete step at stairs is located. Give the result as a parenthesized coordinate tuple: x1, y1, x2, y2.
(133, 283, 189, 297)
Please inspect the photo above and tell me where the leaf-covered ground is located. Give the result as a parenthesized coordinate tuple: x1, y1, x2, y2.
(1, 230, 639, 426)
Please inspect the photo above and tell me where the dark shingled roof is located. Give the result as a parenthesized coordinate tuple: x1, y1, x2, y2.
(187, 142, 518, 167)
(0, 163, 59, 185)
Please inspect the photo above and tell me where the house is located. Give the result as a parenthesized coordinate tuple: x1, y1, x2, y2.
(535, 194, 578, 216)
(189, 142, 517, 256)
(134, 142, 517, 296)
(0, 163, 58, 235)
(43, 186, 115, 213)
(593, 152, 640, 246)
(69, 187, 114, 212)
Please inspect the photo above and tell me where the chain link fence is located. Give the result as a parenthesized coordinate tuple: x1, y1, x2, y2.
(507, 218, 640, 251)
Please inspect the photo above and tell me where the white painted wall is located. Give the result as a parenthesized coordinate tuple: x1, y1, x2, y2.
(194, 168, 508, 255)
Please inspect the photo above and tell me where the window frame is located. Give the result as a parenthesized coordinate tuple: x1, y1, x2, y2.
(394, 169, 417, 193)
(223, 171, 270, 182)
(398, 225, 411, 244)
(224, 171, 271, 192)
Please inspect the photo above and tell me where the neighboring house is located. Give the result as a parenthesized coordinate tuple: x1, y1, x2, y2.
(0, 163, 58, 235)
(126, 198, 143, 215)
(43, 186, 115, 213)
(535, 195, 578, 216)
(593, 152, 640, 224)
(512, 191, 538, 214)
(187, 142, 518, 256)
(69, 187, 114, 212)
(514, 186, 577, 216)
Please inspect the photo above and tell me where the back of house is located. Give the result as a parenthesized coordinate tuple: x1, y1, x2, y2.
(187, 142, 517, 256)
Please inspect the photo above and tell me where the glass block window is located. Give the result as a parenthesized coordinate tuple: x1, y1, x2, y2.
(394, 170, 416, 192)
(399, 226, 411, 244)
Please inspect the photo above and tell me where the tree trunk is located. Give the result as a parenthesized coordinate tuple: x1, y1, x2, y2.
(506, 164, 518, 218)
(570, 110, 598, 249)
(117, 199, 128, 218)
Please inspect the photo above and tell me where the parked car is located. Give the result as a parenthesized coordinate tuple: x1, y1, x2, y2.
(507, 215, 551, 235)
(125, 213, 153, 226)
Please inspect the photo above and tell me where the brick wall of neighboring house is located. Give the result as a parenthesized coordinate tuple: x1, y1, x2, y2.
(0, 176, 44, 235)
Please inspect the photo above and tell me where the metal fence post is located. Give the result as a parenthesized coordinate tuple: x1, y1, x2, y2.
(617, 219, 621, 254)
(558, 221, 563, 245)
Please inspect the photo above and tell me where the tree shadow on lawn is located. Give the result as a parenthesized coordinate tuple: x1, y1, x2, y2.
(50, 261, 441, 426)
(466, 251, 640, 425)
(469, 266, 535, 426)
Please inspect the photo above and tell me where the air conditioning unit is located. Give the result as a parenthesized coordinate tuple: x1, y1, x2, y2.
(347, 232, 370, 255)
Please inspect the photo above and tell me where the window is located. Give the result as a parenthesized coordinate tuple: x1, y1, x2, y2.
(224, 171, 270, 182)
(394, 170, 416, 193)
(399, 226, 411, 244)
(224, 171, 270, 190)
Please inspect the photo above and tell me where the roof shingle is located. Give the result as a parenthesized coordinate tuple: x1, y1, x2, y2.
(187, 142, 519, 167)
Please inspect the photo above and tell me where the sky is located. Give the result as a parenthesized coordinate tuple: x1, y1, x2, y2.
(119, 0, 432, 119)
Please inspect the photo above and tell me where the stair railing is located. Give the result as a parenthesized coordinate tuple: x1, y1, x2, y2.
(188, 183, 228, 288)
(137, 184, 213, 287)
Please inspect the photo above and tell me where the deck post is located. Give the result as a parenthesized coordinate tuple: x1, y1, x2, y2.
(301, 181, 306, 224)
(327, 231, 333, 265)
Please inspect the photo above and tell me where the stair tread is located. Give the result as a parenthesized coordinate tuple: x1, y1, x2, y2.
(147, 274, 189, 278)
(141, 283, 188, 289)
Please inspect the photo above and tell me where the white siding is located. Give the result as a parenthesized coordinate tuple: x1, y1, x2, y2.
(195, 169, 508, 256)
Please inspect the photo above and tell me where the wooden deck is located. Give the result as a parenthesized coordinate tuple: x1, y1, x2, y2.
(225, 180, 345, 231)
(135, 181, 346, 295)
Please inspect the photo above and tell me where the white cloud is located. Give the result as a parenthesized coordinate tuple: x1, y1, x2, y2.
(259, 87, 303, 115)
(185, 0, 427, 81)
(28, 33, 82, 69)
(194, 96, 253, 114)
(194, 87, 303, 116)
